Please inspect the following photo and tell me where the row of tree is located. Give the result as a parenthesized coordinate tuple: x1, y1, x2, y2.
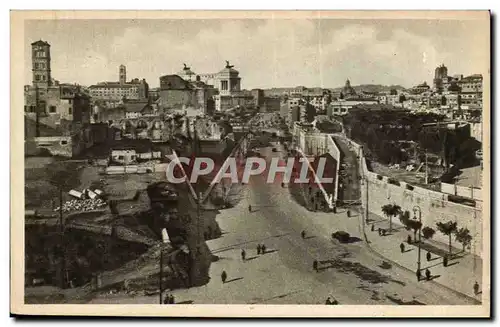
(381, 204, 473, 255)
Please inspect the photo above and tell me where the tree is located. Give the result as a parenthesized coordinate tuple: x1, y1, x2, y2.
(398, 210, 411, 230)
(399, 94, 406, 103)
(455, 227, 472, 252)
(381, 204, 402, 233)
(422, 226, 436, 240)
(436, 221, 458, 255)
(407, 219, 423, 242)
(390, 88, 398, 95)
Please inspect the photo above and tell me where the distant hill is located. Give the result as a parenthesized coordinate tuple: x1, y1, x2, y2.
(330, 84, 407, 94)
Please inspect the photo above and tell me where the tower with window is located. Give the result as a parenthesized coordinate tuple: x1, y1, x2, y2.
(31, 40, 51, 88)
(119, 65, 127, 84)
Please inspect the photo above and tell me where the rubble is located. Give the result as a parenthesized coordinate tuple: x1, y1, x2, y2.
(56, 188, 108, 213)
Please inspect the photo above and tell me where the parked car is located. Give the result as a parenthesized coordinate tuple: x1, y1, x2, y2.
(332, 231, 350, 243)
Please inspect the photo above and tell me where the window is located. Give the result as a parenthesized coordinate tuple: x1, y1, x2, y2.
(40, 63, 45, 69)
(221, 80, 228, 91)
(41, 75, 46, 81)
(69, 99, 72, 104)
(49, 106, 56, 113)
(34, 63, 39, 69)
(118, 155, 124, 160)
(68, 107, 72, 115)
(60, 140, 68, 145)
(35, 75, 41, 81)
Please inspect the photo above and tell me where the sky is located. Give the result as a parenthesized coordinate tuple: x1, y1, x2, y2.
(24, 18, 489, 89)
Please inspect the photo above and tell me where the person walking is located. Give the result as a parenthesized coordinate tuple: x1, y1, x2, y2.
(241, 249, 246, 261)
(169, 294, 175, 304)
(248, 205, 252, 212)
(325, 297, 332, 305)
(474, 281, 480, 295)
(221, 271, 227, 284)
(378, 228, 382, 236)
(426, 251, 431, 262)
(416, 269, 421, 282)
(425, 269, 431, 281)
(257, 244, 261, 255)
(301, 230, 306, 239)
(261, 244, 266, 254)
(371, 224, 375, 232)
(400, 243, 405, 253)
(313, 260, 319, 272)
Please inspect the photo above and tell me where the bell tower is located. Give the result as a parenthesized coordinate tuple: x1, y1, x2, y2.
(31, 40, 51, 88)
(119, 65, 127, 84)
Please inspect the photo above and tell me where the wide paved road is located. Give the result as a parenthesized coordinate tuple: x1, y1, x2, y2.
(90, 142, 476, 305)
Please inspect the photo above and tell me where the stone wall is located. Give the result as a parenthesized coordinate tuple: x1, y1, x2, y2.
(347, 137, 484, 258)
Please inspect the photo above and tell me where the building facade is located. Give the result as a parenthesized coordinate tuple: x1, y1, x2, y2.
(24, 40, 93, 157)
(88, 65, 149, 102)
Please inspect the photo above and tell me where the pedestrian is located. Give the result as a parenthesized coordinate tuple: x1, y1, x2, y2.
(163, 295, 169, 305)
(169, 294, 175, 304)
(474, 281, 480, 295)
(221, 270, 227, 284)
(425, 269, 431, 281)
(371, 224, 375, 232)
(325, 297, 332, 305)
(301, 230, 306, 239)
(261, 244, 266, 254)
(257, 244, 261, 255)
(407, 235, 412, 244)
(443, 256, 448, 267)
(416, 269, 421, 281)
(400, 243, 405, 253)
(248, 205, 252, 212)
(241, 249, 246, 261)
(426, 251, 431, 262)
(378, 228, 382, 236)
(313, 260, 319, 272)
(347, 210, 351, 218)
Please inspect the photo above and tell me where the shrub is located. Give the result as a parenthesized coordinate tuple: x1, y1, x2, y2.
(387, 178, 400, 186)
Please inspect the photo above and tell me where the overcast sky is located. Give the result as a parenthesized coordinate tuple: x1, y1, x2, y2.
(24, 18, 489, 89)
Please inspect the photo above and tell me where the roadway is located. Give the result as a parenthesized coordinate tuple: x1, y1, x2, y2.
(90, 140, 476, 305)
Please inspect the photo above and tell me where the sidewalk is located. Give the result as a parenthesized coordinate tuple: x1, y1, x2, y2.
(363, 212, 483, 301)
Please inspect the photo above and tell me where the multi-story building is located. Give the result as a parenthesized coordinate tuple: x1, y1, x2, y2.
(88, 65, 149, 102)
(459, 74, 483, 107)
(24, 40, 93, 157)
(327, 98, 379, 116)
(158, 74, 217, 114)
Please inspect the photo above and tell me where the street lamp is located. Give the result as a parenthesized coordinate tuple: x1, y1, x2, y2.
(413, 206, 422, 274)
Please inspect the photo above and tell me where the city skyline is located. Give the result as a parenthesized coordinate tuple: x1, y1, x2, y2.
(24, 18, 488, 89)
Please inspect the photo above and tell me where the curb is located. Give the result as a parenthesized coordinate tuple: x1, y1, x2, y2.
(356, 208, 482, 305)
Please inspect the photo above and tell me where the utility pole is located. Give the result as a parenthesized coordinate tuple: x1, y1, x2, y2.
(413, 206, 422, 274)
(159, 246, 163, 304)
(425, 151, 429, 185)
(58, 187, 66, 289)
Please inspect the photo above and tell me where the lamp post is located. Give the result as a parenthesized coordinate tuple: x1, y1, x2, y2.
(413, 205, 422, 274)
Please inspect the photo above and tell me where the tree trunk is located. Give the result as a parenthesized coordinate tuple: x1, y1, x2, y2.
(448, 234, 452, 255)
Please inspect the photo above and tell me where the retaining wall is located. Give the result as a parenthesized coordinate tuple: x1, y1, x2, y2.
(344, 136, 483, 258)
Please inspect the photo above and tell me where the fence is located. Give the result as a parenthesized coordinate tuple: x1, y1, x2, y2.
(441, 182, 482, 201)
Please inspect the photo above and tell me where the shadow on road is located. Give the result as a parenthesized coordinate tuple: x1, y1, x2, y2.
(225, 277, 244, 284)
(177, 300, 194, 304)
(262, 249, 278, 255)
(245, 256, 259, 261)
(386, 294, 426, 305)
(403, 248, 414, 253)
(347, 236, 362, 244)
(304, 235, 317, 240)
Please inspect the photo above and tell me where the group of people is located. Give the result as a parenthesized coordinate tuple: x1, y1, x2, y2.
(416, 268, 432, 281)
(162, 294, 175, 304)
(256, 243, 267, 255)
